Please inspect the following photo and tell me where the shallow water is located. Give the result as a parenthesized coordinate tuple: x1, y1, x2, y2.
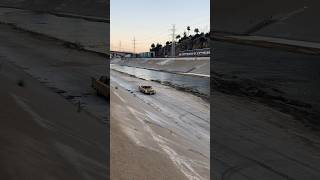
(110, 64, 210, 97)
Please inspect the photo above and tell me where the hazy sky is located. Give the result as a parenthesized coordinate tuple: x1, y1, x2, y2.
(111, 0, 210, 53)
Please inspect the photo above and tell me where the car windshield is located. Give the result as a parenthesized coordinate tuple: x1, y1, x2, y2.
(142, 86, 151, 88)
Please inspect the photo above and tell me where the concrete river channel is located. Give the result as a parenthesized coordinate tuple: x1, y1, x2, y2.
(110, 64, 210, 98)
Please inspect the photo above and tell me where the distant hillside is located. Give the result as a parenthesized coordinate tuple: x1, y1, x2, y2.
(213, 0, 320, 42)
(0, 0, 109, 18)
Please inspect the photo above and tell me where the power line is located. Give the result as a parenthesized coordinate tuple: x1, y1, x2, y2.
(111, 17, 210, 53)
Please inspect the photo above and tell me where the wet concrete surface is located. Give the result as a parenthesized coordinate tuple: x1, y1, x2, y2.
(0, 23, 108, 122)
(110, 70, 210, 179)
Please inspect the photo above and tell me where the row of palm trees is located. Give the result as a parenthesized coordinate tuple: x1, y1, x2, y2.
(150, 26, 204, 50)
(149, 26, 209, 57)
(181, 26, 200, 39)
(188, 26, 200, 35)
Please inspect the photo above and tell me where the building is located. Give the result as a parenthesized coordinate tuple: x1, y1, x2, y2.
(138, 51, 155, 58)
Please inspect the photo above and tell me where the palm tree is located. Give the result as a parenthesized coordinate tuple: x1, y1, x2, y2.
(194, 28, 200, 34)
(150, 43, 156, 52)
(156, 43, 162, 48)
(183, 31, 187, 37)
(156, 43, 163, 57)
(187, 26, 190, 36)
(176, 35, 181, 40)
(199, 36, 207, 48)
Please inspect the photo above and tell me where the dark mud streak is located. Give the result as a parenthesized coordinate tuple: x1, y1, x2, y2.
(212, 73, 320, 130)
(0, 22, 108, 58)
(213, 35, 320, 55)
(244, 18, 279, 35)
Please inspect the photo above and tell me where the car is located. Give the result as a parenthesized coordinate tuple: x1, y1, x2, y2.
(91, 76, 109, 99)
(138, 85, 156, 95)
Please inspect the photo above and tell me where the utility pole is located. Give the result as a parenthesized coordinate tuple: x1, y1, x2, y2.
(170, 24, 176, 57)
(133, 37, 136, 57)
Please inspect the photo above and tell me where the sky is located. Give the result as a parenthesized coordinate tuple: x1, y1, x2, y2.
(110, 0, 210, 53)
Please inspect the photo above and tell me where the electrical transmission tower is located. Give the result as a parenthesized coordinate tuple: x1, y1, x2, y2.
(170, 24, 176, 57)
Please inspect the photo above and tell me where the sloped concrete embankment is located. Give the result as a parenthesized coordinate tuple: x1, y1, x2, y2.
(0, 7, 109, 55)
(213, 0, 320, 42)
(111, 57, 210, 76)
(212, 41, 320, 130)
(212, 73, 319, 129)
(0, 0, 109, 18)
